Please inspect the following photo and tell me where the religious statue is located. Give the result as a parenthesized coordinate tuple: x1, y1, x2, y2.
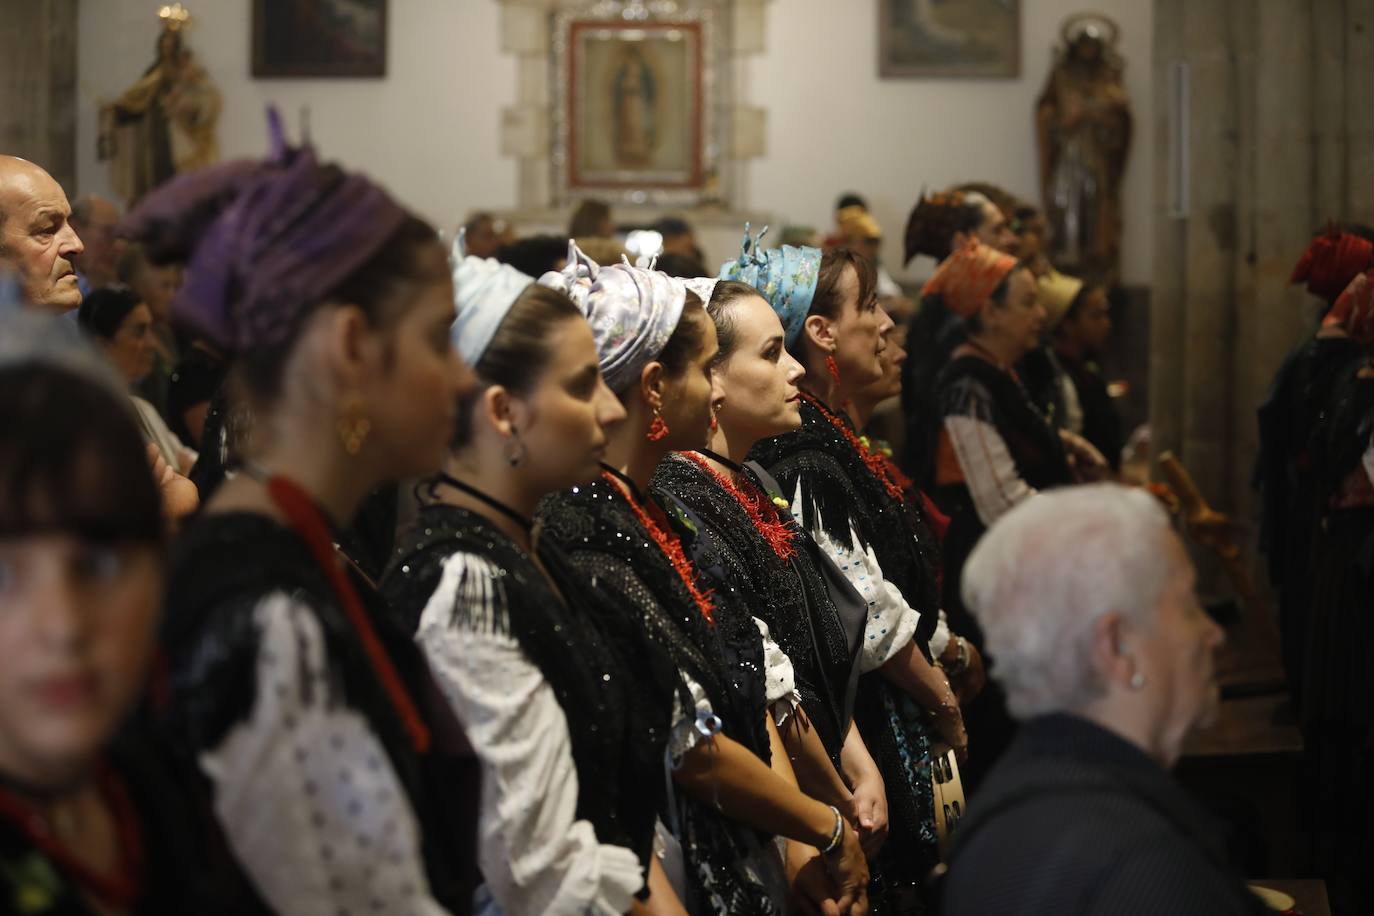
(99, 4, 221, 204)
(1035, 13, 1132, 286)
(612, 43, 657, 167)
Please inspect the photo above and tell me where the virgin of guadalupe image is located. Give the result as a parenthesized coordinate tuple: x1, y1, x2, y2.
(612, 43, 657, 167)
(99, 3, 221, 204)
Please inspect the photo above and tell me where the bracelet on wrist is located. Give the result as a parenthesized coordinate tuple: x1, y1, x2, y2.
(946, 636, 970, 676)
(820, 805, 845, 856)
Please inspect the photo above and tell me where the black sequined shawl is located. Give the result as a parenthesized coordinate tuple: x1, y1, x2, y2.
(160, 513, 477, 914)
(750, 396, 942, 650)
(748, 401, 946, 910)
(538, 476, 785, 916)
(651, 453, 856, 763)
(380, 504, 673, 873)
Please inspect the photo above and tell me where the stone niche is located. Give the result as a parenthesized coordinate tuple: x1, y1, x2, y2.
(496, 0, 772, 257)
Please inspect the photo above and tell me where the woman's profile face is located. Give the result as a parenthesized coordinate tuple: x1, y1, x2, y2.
(104, 303, 156, 386)
(714, 294, 805, 446)
(983, 269, 1044, 361)
(0, 535, 162, 788)
(657, 308, 721, 452)
(1131, 531, 1225, 764)
(365, 272, 474, 481)
(514, 317, 626, 493)
(830, 264, 891, 390)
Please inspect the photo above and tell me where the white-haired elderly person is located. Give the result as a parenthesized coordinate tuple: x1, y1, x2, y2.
(939, 484, 1267, 916)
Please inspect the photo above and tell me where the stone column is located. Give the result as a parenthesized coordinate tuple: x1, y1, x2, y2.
(0, 0, 77, 191)
(1151, 0, 1367, 593)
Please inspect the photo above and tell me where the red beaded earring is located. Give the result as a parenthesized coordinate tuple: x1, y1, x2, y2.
(647, 408, 670, 442)
(825, 354, 841, 384)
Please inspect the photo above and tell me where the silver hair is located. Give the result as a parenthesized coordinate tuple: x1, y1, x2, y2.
(961, 484, 1175, 719)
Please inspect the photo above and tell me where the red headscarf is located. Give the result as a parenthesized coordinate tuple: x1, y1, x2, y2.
(1290, 227, 1373, 304)
(920, 239, 1019, 317)
(1323, 269, 1374, 346)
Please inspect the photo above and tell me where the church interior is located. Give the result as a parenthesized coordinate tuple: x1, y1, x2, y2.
(1, 2, 1370, 914)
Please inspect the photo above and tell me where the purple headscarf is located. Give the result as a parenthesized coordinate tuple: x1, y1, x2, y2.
(119, 109, 407, 352)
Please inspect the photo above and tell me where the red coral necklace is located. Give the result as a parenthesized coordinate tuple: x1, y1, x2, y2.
(801, 391, 906, 504)
(601, 466, 716, 626)
(684, 451, 797, 562)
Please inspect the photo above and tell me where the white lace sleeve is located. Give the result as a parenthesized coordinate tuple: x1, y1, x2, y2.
(944, 415, 1037, 527)
(669, 670, 717, 762)
(197, 593, 453, 916)
(793, 481, 920, 673)
(418, 553, 643, 916)
(928, 609, 951, 660)
(754, 617, 801, 723)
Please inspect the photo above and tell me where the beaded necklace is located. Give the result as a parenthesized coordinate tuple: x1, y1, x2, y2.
(685, 451, 797, 562)
(600, 467, 716, 626)
(800, 391, 906, 504)
(0, 765, 144, 908)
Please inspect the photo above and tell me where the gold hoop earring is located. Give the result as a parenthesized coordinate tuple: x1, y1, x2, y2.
(338, 396, 372, 456)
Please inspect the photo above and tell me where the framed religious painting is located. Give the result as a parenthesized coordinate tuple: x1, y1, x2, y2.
(878, 0, 1020, 78)
(252, 0, 388, 78)
(553, 8, 723, 207)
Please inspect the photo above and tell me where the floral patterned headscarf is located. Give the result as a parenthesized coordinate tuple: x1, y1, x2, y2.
(538, 240, 688, 392)
(717, 223, 822, 349)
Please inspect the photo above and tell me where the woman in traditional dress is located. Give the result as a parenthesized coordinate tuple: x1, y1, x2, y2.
(537, 246, 869, 916)
(0, 314, 264, 915)
(927, 240, 1105, 789)
(735, 231, 971, 915)
(120, 119, 480, 914)
(382, 251, 687, 915)
(650, 278, 889, 850)
(1299, 270, 1374, 908)
(1256, 227, 1374, 689)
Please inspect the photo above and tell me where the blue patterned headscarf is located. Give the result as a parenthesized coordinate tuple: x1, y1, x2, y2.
(717, 223, 822, 348)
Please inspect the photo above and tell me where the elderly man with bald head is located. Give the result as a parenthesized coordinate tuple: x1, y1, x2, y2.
(0, 155, 85, 312)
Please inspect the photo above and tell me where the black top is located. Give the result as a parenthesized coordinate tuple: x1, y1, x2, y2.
(539, 475, 769, 760)
(901, 291, 968, 486)
(380, 503, 674, 875)
(0, 725, 268, 916)
(750, 396, 942, 651)
(749, 400, 946, 907)
(651, 454, 861, 764)
(166, 341, 226, 446)
(936, 354, 1073, 496)
(940, 714, 1268, 916)
(1059, 352, 1124, 473)
(933, 354, 1073, 648)
(537, 475, 785, 915)
(159, 511, 478, 915)
(1253, 335, 1366, 687)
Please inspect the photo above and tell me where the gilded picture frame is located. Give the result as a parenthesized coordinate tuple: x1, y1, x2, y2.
(553, 7, 722, 207)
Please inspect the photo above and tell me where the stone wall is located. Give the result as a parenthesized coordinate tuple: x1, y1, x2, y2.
(1151, 0, 1370, 579)
(0, 0, 77, 191)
